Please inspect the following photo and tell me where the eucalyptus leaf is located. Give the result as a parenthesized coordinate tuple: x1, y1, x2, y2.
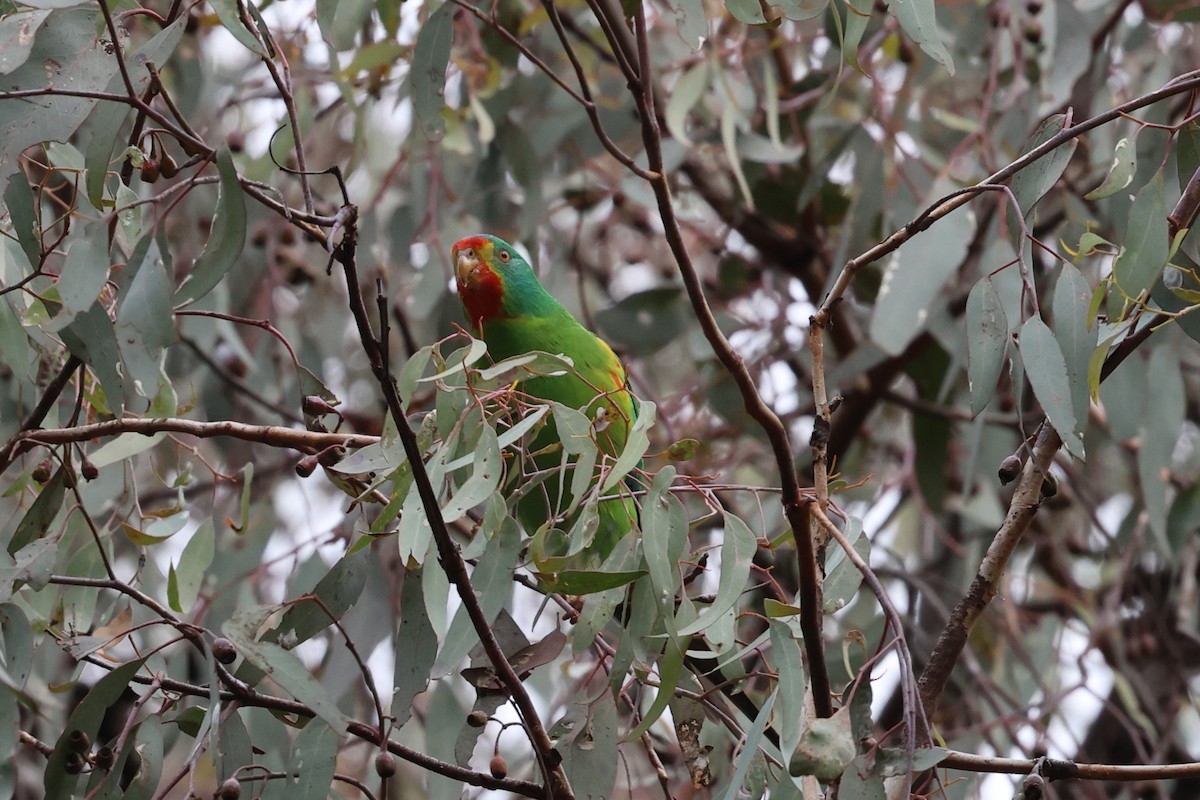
(886, 0, 954, 73)
(1018, 317, 1085, 458)
(966, 277, 1009, 416)
(1113, 170, 1169, 298)
(411, 3, 453, 141)
(174, 149, 246, 306)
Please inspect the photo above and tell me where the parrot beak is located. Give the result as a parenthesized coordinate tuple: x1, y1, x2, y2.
(454, 245, 482, 288)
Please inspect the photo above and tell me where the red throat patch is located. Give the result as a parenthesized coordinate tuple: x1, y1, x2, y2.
(453, 237, 506, 326)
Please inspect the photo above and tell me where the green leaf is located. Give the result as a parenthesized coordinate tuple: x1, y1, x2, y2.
(396, 344, 433, 407)
(0, 290, 31, 380)
(392, 569, 437, 728)
(0, 11, 50, 74)
(769, 619, 807, 755)
(116, 240, 176, 399)
(595, 288, 690, 355)
(275, 545, 370, 646)
(764, 598, 803, 617)
(1167, 484, 1200, 552)
(170, 521, 214, 613)
(626, 638, 688, 740)
(174, 148, 247, 306)
(88, 431, 164, 468)
(555, 691, 620, 797)
(116, 715, 163, 800)
(339, 41, 406, 77)
(840, 0, 872, 67)
(4, 175, 40, 268)
(1009, 114, 1077, 224)
(602, 399, 655, 492)
(1176, 121, 1200, 197)
(1139, 345, 1184, 547)
(419, 339, 489, 383)
(665, 62, 709, 146)
(1018, 317, 1084, 459)
(51, 223, 109, 331)
(722, 688, 778, 800)
(662, 0, 706, 47)
(223, 607, 350, 733)
(426, 681, 465, 800)
(678, 512, 756, 635)
(315, 0, 373, 51)
(289, 718, 338, 800)
(870, 205, 974, 355)
(83, 100, 129, 210)
(539, 568, 647, 594)
(411, 3, 453, 141)
(0, 8, 115, 183)
(61, 301, 125, 412)
(549, 402, 600, 510)
(1113, 170, 1168, 298)
(965, 277, 1009, 416)
(8, 468, 66, 555)
(433, 517, 520, 675)
(726, 0, 768, 23)
(778, 0, 831, 20)
(0, 685, 16, 796)
(0, 536, 56, 602)
(1085, 137, 1136, 200)
(886, 0, 954, 73)
(1052, 263, 1096, 435)
(215, 708, 252, 783)
(209, 0, 267, 55)
(640, 466, 686, 610)
(721, 102, 756, 210)
(1097, 343, 1145, 441)
(441, 425, 501, 522)
(232, 462, 254, 533)
(823, 517, 867, 612)
(866, 745, 949, 778)
(474, 350, 574, 383)
(0, 603, 33, 692)
(82, 15, 186, 210)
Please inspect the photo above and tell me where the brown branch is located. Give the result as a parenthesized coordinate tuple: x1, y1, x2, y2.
(1168, 165, 1200, 241)
(66, 649, 543, 796)
(331, 209, 572, 798)
(916, 422, 1061, 720)
(598, 0, 832, 718)
(939, 750, 1200, 782)
(5, 417, 376, 460)
(0, 355, 81, 473)
(916, 296, 1176, 720)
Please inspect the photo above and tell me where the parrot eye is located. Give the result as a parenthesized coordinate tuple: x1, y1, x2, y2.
(498, 250, 511, 263)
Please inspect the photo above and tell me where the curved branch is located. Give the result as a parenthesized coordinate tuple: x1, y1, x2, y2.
(4, 417, 376, 465)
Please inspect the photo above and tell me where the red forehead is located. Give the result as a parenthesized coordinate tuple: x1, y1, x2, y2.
(452, 236, 493, 256)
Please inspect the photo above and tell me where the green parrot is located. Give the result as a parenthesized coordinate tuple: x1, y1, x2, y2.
(452, 234, 639, 559)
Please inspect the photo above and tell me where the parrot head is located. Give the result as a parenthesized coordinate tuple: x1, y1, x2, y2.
(452, 234, 546, 326)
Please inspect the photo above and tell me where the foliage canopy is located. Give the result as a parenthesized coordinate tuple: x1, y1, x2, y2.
(1, 0, 1200, 798)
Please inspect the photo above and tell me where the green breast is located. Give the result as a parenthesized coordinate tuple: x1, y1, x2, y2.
(480, 315, 635, 459)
